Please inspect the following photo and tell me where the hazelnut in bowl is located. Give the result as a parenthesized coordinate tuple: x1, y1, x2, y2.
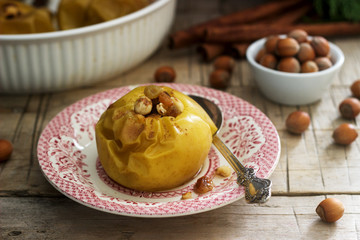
(246, 30, 344, 106)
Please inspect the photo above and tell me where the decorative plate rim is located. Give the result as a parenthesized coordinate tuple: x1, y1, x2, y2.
(37, 83, 281, 218)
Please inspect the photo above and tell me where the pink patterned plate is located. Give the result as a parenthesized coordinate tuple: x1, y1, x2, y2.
(37, 84, 280, 217)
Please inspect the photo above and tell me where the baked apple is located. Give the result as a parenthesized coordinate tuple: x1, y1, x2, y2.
(0, 0, 54, 34)
(95, 85, 217, 191)
(58, 0, 150, 30)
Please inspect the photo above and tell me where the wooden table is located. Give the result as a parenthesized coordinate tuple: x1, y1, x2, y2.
(1, 1, 360, 239)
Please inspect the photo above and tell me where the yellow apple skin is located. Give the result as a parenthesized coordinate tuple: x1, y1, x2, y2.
(58, 0, 149, 30)
(95, 86, 217, 191)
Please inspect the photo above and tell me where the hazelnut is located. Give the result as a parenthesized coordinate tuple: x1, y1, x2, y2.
(297, 42, 315, 63)
(315, 57, 333, 71)
(213, 55, 235, 73)
(265, 35, 280, 53)
(0, 139, 13, 162)
(154, 66, 176, 82)
(286, 111, 311, 134)
(255, 48, 266, 62)
(350, 79, 360, 98)
(144, 85, 163, 99)
(259, 54, 277, 69)
(288, 29, 308, 43)
(332, 123, 358, 145)
(277, 57, 300, 73)
(216, 165, 232, 177)
(316, 198, 344, 223)
(276, 37, 300, 57)
(156, 103, 167, 116)
(301, 61, 319, 73)
(311, 36, 330, 57)
(194, 176, 214, 194)
(134, 96, 152, 115)
(209, 69, 230, 89)
(339, 98, 360, 119)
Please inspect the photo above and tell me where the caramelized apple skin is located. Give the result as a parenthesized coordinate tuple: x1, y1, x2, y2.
(0, 0, 54, 34)
(96, 86, 217, 191)
(58, 0, 150, 30)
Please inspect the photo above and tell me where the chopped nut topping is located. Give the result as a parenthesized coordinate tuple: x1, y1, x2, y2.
(156, 102, 167, 115)
(216, 166, 232, 177)
(181, 192, 192, 200)
(134, 96, 152, 115)
(135, 86, 184, 118)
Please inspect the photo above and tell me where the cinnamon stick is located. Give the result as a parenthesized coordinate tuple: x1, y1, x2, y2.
(205, 22, 360, 43)
(169, 0, 306, 49)
(265, 3, 312, 26)
(197, 43, 226, 61)
(229, 43, 250, 59)
(223, 5, 311, 59)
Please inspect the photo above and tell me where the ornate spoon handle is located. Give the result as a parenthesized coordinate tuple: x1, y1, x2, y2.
(212, 135, 272, 203)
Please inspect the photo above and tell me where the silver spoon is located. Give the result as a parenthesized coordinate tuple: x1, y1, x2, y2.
(189, 94, 272, 203)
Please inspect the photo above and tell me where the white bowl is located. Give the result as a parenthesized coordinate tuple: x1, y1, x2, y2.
(246, 37, 345, 106)
(0, 0, 176, 94)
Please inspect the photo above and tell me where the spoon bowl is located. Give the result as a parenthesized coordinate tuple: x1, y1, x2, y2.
(189, 94, 272, 203)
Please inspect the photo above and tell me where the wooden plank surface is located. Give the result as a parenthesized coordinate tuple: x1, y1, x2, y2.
(1, 0, 360, 239)
(1, 195, 360, 240)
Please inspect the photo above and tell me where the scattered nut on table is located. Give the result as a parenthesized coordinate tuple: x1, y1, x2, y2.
(350, 79, 360, 98)
(316, 198, 344, 223)
(0, 139, 13, 162)
(213, 55, 235, 73)
(209, 69, 230, 89)
(338, 97, 360, 119)
(285, 111, 311, 134)
(332, 123, 358, 145)
(154, 66, 176, 83)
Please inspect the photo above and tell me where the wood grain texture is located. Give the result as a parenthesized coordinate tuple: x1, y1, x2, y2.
(1, 195, 359, 240)
(1, 0, 360, 239)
